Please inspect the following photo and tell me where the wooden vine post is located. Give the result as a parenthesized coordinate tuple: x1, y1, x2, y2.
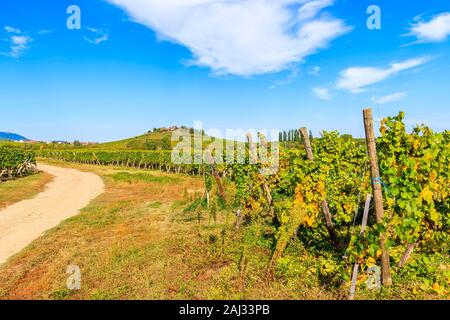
(204, 150, 226, 200)
(321, 200, 341, 249)
(349, 194, 372, 300)
(363, 108, 392, 286)
(247, 133, 274, 218)
(299, 127, 314, 161)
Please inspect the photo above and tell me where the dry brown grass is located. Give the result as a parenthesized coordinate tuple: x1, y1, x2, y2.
(0, 160, 211, 299)
(0, 172, 53, 210)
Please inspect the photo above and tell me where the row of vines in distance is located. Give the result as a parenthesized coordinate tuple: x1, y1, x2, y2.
(0, 146, 36, 181)
(38, 150, 206, 175)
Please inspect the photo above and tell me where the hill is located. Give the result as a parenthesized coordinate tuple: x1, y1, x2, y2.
(89, 127, 218, 151)
(0, 132, 29, 141)
(97, 130, 173, 150)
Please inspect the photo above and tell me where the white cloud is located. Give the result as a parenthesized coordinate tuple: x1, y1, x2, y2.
(313, 87, 332, 100)
(11, 35, 28, 45)
(9, 35, 32, 58)
(107, 0, 351, 76)
(84, 27, 109, 45)
(4, 26, 22, 34)
(408, 12, 450, 43)
(1, 27, 32, 58)
(371, 92, 406, 105)
(86, 27, 102, 33)
(297, 0, 333, 21)
(38, 29, 53, 35)
(336, 56, 430, 94)
(309, 65, 321, 76)
(269, 68, 299, 89)
(84, 34, 109, 45)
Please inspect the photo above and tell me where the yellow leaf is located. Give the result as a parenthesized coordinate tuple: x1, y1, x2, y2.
(412, 139, 420, 150)
(376, 249, 382, 258)
(423, 151, 433, 162)
(386, 197, 395, 207)
(304, 215, 315, 227)
(420, 186, 433, 204)
(294, 185, 304, 205)
(432, 283, 445, 295)
(344, 203, 353, 213)
(317, 180, 325, 195)
(429, 208, 440, 225)
(430, 171, 437, 182)
(366, 257, 376, 267)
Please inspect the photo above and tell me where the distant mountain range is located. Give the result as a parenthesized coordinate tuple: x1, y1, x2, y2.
(0, 132, 29, 141)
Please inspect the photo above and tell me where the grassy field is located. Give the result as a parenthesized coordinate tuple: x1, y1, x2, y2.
(0, 172, 53, 210)
(0, 160, 445, 300)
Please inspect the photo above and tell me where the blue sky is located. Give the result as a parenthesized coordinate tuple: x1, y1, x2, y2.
(0, 0, 449, 142)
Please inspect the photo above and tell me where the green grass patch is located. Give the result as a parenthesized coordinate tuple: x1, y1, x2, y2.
(108, 172, 181, 184)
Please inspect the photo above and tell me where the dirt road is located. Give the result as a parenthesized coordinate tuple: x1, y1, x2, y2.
(0, 164, 104, 264)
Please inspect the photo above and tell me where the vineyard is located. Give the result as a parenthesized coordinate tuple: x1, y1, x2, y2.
(0, 147, 36, 181)
(31, 110, 450, 297)
(38, 150, 204, 175)
(222, 111, 449, 297)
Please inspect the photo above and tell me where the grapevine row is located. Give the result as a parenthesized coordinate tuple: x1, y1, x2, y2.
(38, 150, 207, 175)
(225, 112, 449, 290)
(0, 146, 37, 181)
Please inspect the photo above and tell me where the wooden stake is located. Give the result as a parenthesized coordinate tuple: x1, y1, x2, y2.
(398, 242, 418, 268)
(348, 263, 359, 300)
(349, 194, 372, 300)
(247, 133, 274, 218)
(212, 169, 225, 199)
(363, 108, 392, 286)
(205, 150, 226, 200)
(235, 209, 243, 230)
(360, 194, 372, 234)
(299, 127, 314, 161)
(321, 200, 340, 249)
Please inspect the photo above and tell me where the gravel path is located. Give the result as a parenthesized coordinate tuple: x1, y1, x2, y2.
(0, 164, 104, 264)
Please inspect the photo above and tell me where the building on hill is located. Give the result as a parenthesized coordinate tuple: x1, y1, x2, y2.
(151, 126, 181, 133)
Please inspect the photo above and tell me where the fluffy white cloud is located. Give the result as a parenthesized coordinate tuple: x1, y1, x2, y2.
(107, 0, 351, 76)
(1, 26, 32, 58)
(297, 0, 333, 21)
(9, 35, 32, 58)
(408, 12, 450, 43)
(371, 92, 406, 105)
(336, 56, 430, 94)
(313, 87, 332, 100)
